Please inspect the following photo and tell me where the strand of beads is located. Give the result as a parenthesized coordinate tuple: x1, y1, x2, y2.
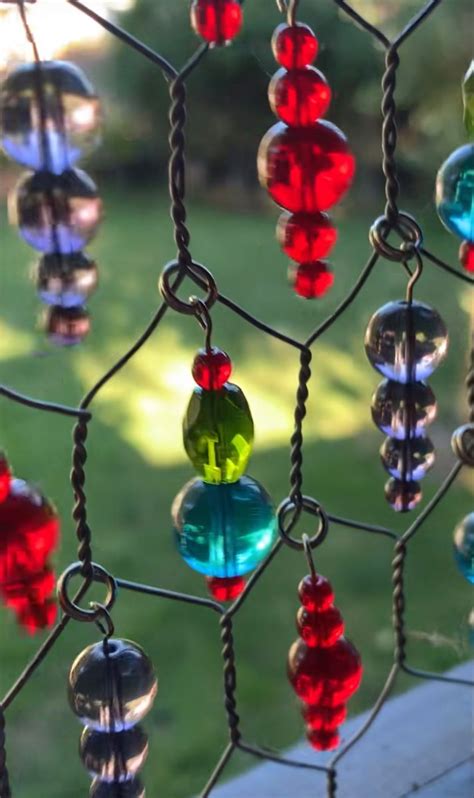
(172, 345, 277, 601)
(69, 637, 158, 797)
(364, 299, 448, 511)
(257, 18, 355, 298)
(436, 61, 474, 275)
(0, 59, 103, 344)
(191, 0, 243, 47)
(0, 450, 60, 632)
(288, 572, 362, 751)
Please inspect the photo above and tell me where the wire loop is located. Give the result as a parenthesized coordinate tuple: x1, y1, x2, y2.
(159, 260, 218, 315)
(369, 212, 423, 262)
(57, 562, 117, 623)
(92, 603, 115, 640)
(277, 495, 329, 551)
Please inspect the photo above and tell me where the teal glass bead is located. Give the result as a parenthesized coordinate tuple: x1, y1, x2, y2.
(436, 144, 474, 242)
(172, 475, 277, 578)
(183, 384, 254, 484)
(453, 513, 474, 584)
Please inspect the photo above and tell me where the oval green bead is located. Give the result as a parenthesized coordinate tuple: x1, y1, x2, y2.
(183, 383, 254, 484)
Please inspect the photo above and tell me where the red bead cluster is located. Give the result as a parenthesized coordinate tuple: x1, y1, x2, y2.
(459, 241, 474, 273)
(0, 453, 60, 633)
(288, 574, 362, 750)
(190, 0, 243, 47)
(258, 23, 355, 298)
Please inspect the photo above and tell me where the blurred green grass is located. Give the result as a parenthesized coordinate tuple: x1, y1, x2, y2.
(0, 186, 472, 798)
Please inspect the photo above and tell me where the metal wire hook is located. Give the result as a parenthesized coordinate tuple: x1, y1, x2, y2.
(275, 0, 300, 25)
(302, 533, 318, 583)
(405, 249, 424, 303)
(92, 603, 115, 641)
(190, 296, 213, 352)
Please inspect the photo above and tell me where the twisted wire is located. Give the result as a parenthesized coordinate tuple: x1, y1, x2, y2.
(381, 47, 401, 226)
(220, 615, 242, 745)
(289, 348, 312, 506)
(467, 333, 474, 423)
(70, 419, 93, 578)
(392, 539, 408, 666)
(169, 76, 193, 272)
(0, 709, 11, 798)
(327, 768, 337, 798)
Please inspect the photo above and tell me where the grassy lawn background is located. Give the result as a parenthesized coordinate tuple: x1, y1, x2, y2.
(0, 184, 472, 798)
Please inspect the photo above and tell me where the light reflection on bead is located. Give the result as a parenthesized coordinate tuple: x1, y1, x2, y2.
(44, 305, 90, 346)
(35, 252, 98, 307)
(277, 211, 337, 263)
(453, 513, 474, 584)
(80, 726, 148, 783)
(380, 436, 435, 481)
(272, 23, 319, 69)
(384, 478, 422, 513)
(371, 379, 437, 439)
(89, 777, 145, 798)
(269, 67, 331, 127)
(436, 144, 474, 242)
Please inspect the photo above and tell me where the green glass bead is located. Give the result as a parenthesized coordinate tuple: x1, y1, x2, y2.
(183, 383, 254, 484)
(463, 61, 474, 140)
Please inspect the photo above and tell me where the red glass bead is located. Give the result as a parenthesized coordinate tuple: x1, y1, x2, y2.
(307, 728, 340, 751)
(272, 23, 319, 69)
(288, 637, 363, 706)
(290, 262, 335, 299)
(2, 566, 56, 607)
(297, 606, 344, 648)
(269, 67, 331, 127)
(278, 212, 337, 263)
(192, 347, 232, 390)
(206, 575, 246, 602)
(298, 573, 334, 611)
(303, 703, 347, 731)
(16, 598, 57, 634)
(258, 121, 355, 213)
(459, 241, 474, 272)
(191, 0, 243, 46)
(0, 452, 11, 504)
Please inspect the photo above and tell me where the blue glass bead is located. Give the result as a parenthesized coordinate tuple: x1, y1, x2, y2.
(1, 61, 101, 174)
(453, 513, 474, 584)
(36, 252, 98, 307)
(172, 475, 277, 578)
(89, 778, 145, 798)
(371, 379, 437, 439)
(380, 436, 435, 480)
(80, 726, 148, 783)
(365, 300, 448, 383)
(436, 144, 474, 242)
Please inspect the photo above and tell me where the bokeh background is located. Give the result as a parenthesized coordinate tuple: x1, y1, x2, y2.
(0, 1, 472, 796)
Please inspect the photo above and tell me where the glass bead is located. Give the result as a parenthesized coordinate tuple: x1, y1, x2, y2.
(190, 0, 243, 46)
(435, 144, 474, 242)
(0, 452, 11, 503)
(68, 638, 158, 731)
(0, 61, 101, 173)
(183, 383, 254, 484)
(297, 607, 344, 648)
(89, 778, 145, 798)
(453, 513, 474, 584)
(206, 575, 246, 602)
(2, 566, 57, 635)
(380, 436, 435, 481)
(288, 638, 363, 707)
(192, 347, 232, 390)
(371, 379, 437, 440)
(172, 475, 277, 578)
(12, 595, 57, 634)
(303, 703, 346, 731)
(384, 478, 422, 513)
(258, 121, 355, 213)
(272, 23, 319, 69)
(36, 252, 98, 307)
(459, 241, 474, 272)
(80, 726, 149, 783)
(462, 60, 474, 139)
(44, 305, 91, 346)
(11, 168, 103, 254)
(298, 573, 334, 612)
(307, 728, 340, 751)
(269, 67, 331, 127)
(364, 300, 448, 383)
(277, 211, 337, 263)
(289, 261, 334, 299)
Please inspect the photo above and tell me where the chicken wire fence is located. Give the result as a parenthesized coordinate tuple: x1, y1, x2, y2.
(0, 0, 473, 797)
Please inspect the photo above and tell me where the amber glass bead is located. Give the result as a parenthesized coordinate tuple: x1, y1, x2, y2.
(298, 573, 334, 611)
(192, 347, 232, 390)
(0, 452, 11, 503)
(270, 67, 331, 128)
(272, 23, 318, 69)
(183, 383, 254, 483)
(288, 637, 362, 706)
(206, 575, 246, 602)
(191, 0, 243, 46)
(290, 261, 334, 298)
(278, 212, 337, 263)
(44, 305, 90, 346)
(459, 241, 474, 272)
(258, 121, 355, 213)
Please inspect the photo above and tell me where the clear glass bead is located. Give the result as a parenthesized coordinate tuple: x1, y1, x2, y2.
(68, 639, 158, 732)
(380, 436, 435, 480)
(364, 300, 448, 383)
(44, 305, 90, 346)
(384, 478, 422, 512)
(36, 252, 98, 307)
(0, 61, 101, 173)
(436, 144, 474, 242)
(11, 168, 102, 254)
(371, 379, 437, 439)
(453, 513, 474, 584)
(80, 726, 148, 783)
(89, 777, 145, 798)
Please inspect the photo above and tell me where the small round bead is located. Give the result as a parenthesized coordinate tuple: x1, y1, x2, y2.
(436, 144, 474, 242)
(272, 23, 319, 69)
(453, 513, 474, 584)
(44, 305, 91, 346)
(288, 638, 362, 706)
(384, 478, 422, 513)
(371, 379, 437, 440)
(364, 300, 448, 383)
(11, 168, 102, 254)
(297, 606, 344, 648)
(206, 575, 246, 602)
(289, 261, 334, 299)
(0, 452, 11, 503)
(14, 598, 57, 634)
(2, 566, 56, 608)
(190, 0, 243, 46)
(192, 347, 232, 390)
(89, 778, 145, 798)
(35, 252, 98, 308)
(459, 241, 474, 272)
(298, 574, 334, 612)
(68, 638, 158, 731)
(277, 212, 337, 263)
(80, 726, 149, 782)
(307, 728, 340, 751)
(269, 67, 331, 127)
(380, 436, 435, 481)
(303, 703, 346, 731)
